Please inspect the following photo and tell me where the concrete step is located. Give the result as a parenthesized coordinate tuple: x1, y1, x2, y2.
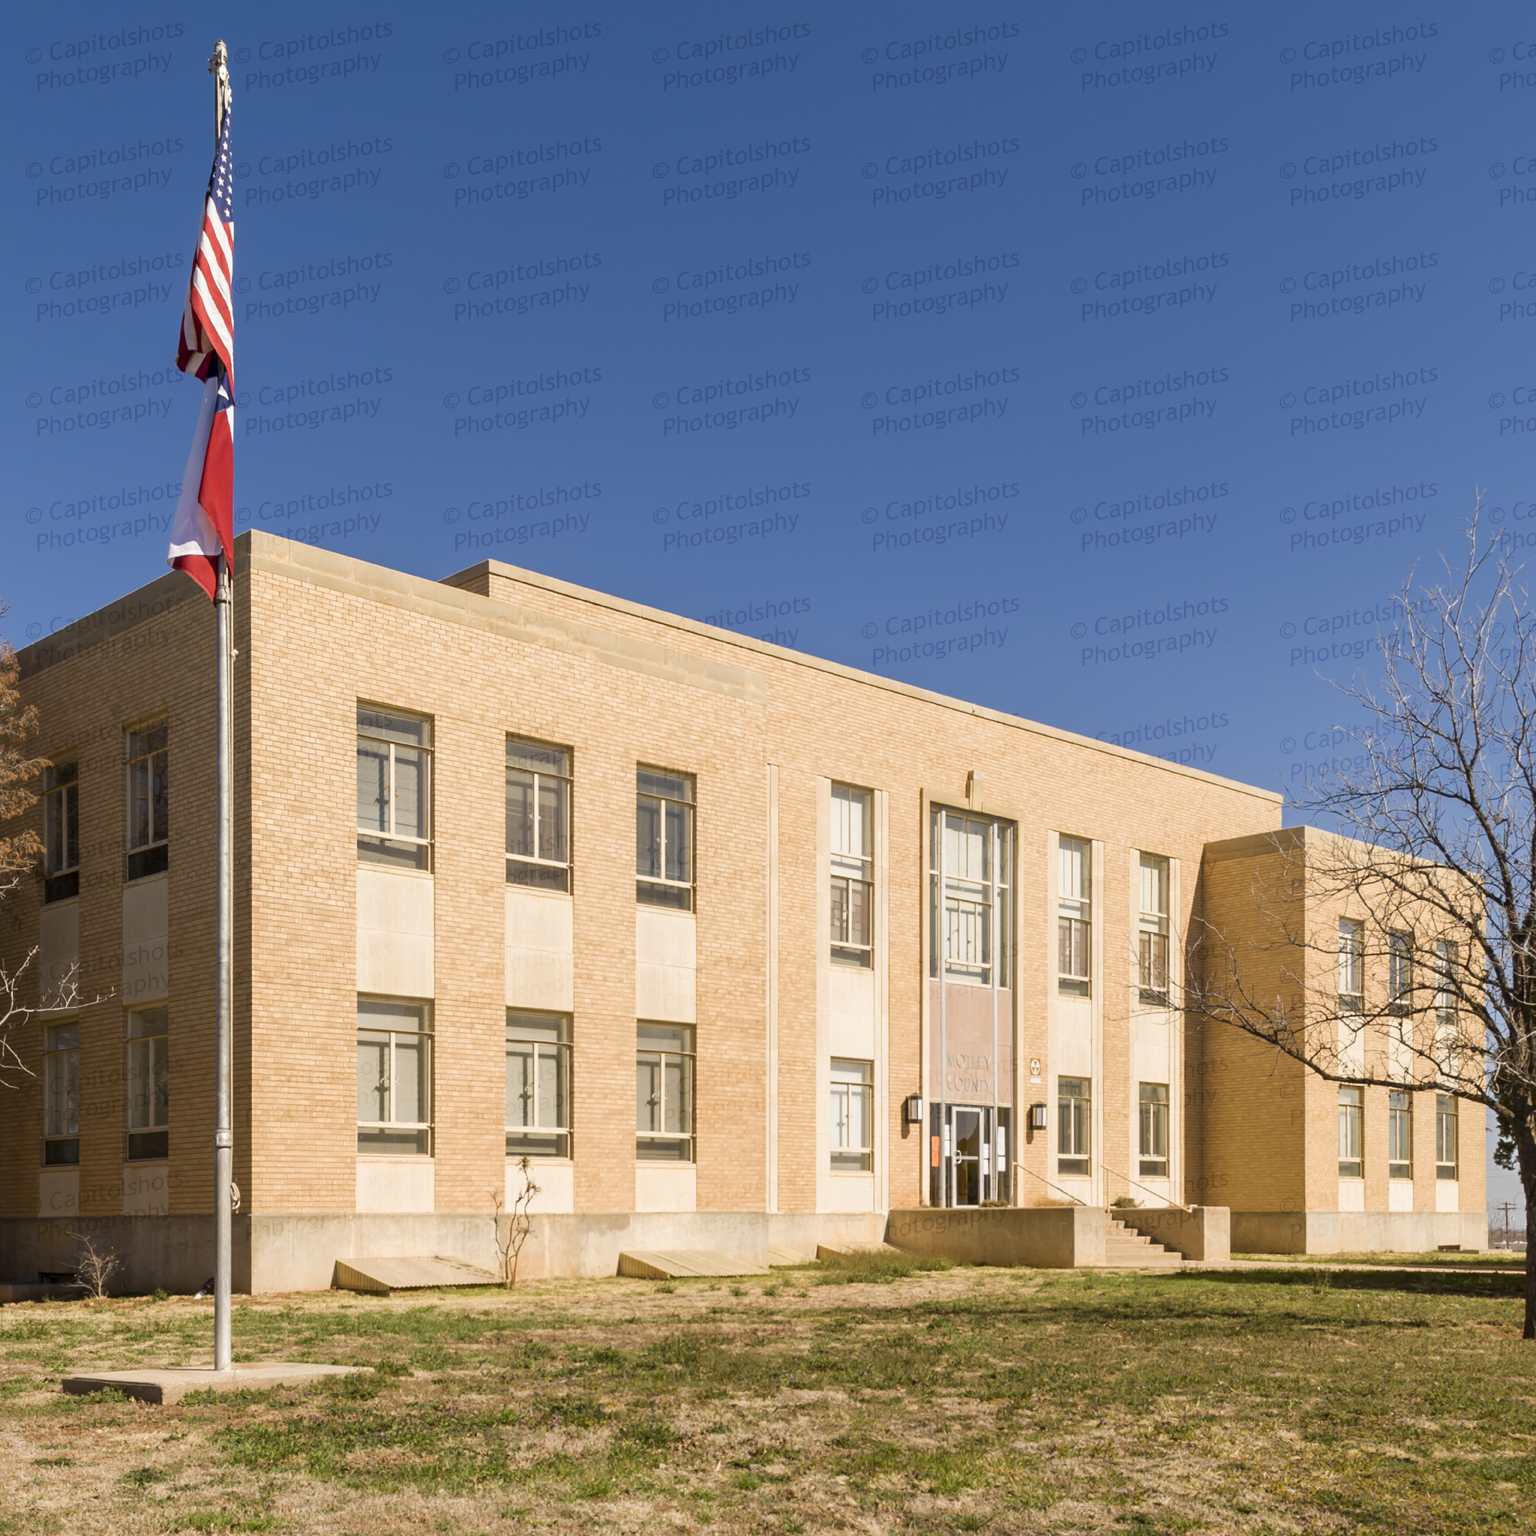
(1102, 1219, 1185, 1268)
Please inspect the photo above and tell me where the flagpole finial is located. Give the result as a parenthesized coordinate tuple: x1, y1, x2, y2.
(209, 39, 227, 74)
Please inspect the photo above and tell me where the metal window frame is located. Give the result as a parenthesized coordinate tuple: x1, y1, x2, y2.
(125, 720, 169, 856)
(830, 1058, 874, 1170)
(506, 737, 573, 885)
(504, 1014, 572, 1149)
(830, 783, 875, 966)
(44, 762, 80, 877)
(930, 808, 1011, 987)
(1435, 1093, 1458, 1178)
(357, 737, 433, 850)
(42, 1019, 80, 1145)
(356, 1006, 434, 1152)
(1388, 1089, 1413, 1178)
(635, 1024, 695, 1158)
(636, 767, 696, 907)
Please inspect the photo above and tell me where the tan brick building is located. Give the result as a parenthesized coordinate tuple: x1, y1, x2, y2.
(0, 533, 1484, 1289)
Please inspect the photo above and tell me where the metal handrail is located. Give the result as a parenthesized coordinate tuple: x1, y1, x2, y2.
(1014, 1161, 1086, 1206)
(1100, 1163, 1195, 1214)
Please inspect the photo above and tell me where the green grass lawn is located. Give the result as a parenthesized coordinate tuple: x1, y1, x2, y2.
(1, 1255, 1533, 1534)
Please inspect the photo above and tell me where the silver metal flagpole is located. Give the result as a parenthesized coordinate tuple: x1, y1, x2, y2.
(209, 38, 234, 1377)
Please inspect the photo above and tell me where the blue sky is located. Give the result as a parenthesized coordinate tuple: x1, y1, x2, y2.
(4, 2, 1525, 1220)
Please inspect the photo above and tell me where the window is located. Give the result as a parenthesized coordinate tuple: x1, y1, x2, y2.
(506, 1012, 571, 1158)
(1337, 1085, 1363, 1178)
(1058, 1077, 1090, 1176)
(1138, 1083, 1169, 1177)
(1435, 940, 1456, 1025)
(1058, 836, 1091, 996)
(830, 784, 873, 967)
(830, 1058, 873, 1171)
(1388, 932, 1412, 1016)
(1388, 1090, 1412, 1179)
(636, 1023, 693, 1160)
(1337, 919, 1363, 1010)
(356, 706, 432, 870)
(43, 1021, 79, 1166)
(43, 762, 79, 903)
(929, 809, 1013, 986)
(126, 722, 168, 881)
(636, 768, 694, 910)
(1138, 853, 1170, 1003)
(356, 999, 432, 1154)
(1435, 1094, 1458, 1179)
(126, 1006, 168, 1160)
(506, 738, 571, 891)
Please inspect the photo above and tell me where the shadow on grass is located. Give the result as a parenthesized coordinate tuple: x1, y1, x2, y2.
(1176, 1266, 1524, 1299)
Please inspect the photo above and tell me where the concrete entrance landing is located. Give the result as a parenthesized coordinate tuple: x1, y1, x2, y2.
(617, 1250, 769, 1279)
(62, 1362, 361, 1405)
(886, 1205, 1230, 1268)
(334, 1256, 499, 1294)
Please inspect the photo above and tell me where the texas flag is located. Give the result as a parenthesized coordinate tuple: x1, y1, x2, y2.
(167, 89, 235, 601)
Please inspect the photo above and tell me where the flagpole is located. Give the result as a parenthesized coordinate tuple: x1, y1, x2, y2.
(209, 39, 234, 1377)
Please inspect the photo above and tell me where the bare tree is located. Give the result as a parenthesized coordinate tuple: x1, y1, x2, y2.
(0, 606, 42, 890)
(0, 604, 44, 1089)
(1189, 514, 1536, 1336)
(74, 1231, 122, 1299)
(491, 1157, 541, 1289)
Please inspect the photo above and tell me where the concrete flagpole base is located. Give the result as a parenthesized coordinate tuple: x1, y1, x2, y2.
(61, 1362, 361, 1406)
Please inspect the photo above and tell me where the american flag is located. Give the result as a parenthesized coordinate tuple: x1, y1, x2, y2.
(167, 79, 235, 601)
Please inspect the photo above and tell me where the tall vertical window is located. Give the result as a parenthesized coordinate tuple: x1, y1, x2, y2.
(1434, 940, 1456, 1024)
(1138, 1083, 1169, 1177)
(43, 762, 80, 902)
(830, 784, 873, 967)
(1057, 1077, 1090, 1176)
(126, 722, 168, 880)
(356, 999, 432, 1154)
(1337, 919, 1364, 1010)
(1388, 1090, 1412, 1179)
(636, 768, 694, 910)
(1058, 836, 1092, 996)
(1388, 932, 1412, 1016)
(830, 1058, 873, 1171)
(636, 1023, 693, 1160)
(1435, 1094, 1458, 1179)
(356, 706, 432, 870)
(1138, 853, 1170, 1003)
(1337, 1085, 1363, 1177)
(43, 1021, 80, 1165)
(506, 738, 571, 891)
(929, 809, 1012, 986)
(126, 1005, 169, 1160)
(505, 1012, 571, 1157)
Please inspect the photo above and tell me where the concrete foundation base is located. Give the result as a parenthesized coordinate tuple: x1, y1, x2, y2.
(0, 1209, 887, 1293)
(62, 1362, 360, 1405)
(1232, 1209, 1487, 1255)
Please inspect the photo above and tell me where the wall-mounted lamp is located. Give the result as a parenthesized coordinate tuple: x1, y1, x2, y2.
(903, 1093, 925, 1125)
(1028, 1102, 1048, 1131)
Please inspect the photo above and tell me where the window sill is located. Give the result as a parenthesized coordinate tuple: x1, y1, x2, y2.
(508, 1154, 572, 1163)
(123, 866, 168, 889)
(121, 1157, 168, 1167)
(357, 1153, 435, 1162)
(505, 883, 572, 900)
(830, 1169, 874, 1178)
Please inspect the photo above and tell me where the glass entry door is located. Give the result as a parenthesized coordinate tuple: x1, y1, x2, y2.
(933, 1104, 1010, 1207)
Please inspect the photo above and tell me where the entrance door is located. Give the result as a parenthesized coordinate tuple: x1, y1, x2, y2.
(951, 1108, 983, 1206)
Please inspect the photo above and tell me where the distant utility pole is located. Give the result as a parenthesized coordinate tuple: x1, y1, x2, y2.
(1498, 1201, 1518, 1247)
